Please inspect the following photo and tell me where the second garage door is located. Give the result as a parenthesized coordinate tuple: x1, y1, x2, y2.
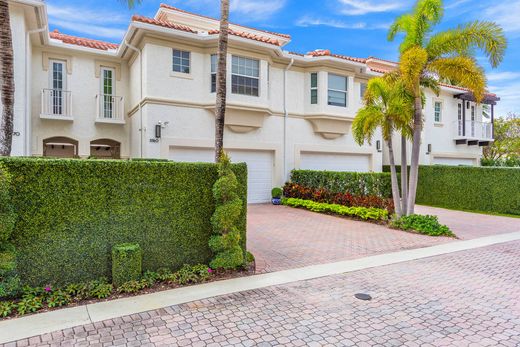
(169, 147, 273, 203)
(300, 152, 371, 172)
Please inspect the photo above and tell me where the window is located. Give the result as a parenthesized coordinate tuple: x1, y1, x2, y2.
(211, 54, 217, 93)
(231, 55, 259, 96)
(434, 101, 442, 123)
(172, 49, 190, 74)
(360, 82, 367, 99)
(457, 103, 463, 136)
(101, 67, 115, 119)
(50, 60, 66, 115)
(328, 74, 348, 107)
(310, 73, 318, 104)
(471, 105, 476, 136)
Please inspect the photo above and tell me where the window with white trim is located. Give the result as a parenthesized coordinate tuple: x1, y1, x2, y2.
(328, 73, 348, 107)
(101, 67, 115, 119)
(210, 54, 217, 93)
(434, 101, 442, 123)
(457, 103, 463, 136)
(49, 60, 66, 115)
(310, 73, 318, 104)
(172, 49, 190, 74)
(231, 55, 259, 96)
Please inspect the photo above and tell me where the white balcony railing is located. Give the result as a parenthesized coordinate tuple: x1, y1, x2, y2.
(41, 88, 72, 119)
(454, 120, 493, 140)
(96, 94, 124, 123)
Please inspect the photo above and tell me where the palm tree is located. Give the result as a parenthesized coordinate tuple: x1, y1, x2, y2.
(0, 0, 142, 156)
(353, 75, 413, 217)
(388, 0, 507, 215)
(214, 0, 229, 162)
(0, 0, 14, 156)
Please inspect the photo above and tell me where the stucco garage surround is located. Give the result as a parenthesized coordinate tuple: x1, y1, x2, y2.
(432, 156, 478, 166)
(170, 147, 274, 203)
(299, 151, 371, 172)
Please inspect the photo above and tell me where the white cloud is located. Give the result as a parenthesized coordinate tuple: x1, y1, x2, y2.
(445, 0, 471, 10)
(47, 4, 128, 40)
(336, 0, 405, 15)
(487, 72, 520, 82)
(488, 81, 520, 117)
(483, 1, 520, 33)
(296, 16, 390, 30)
(230, 0, 286, 17)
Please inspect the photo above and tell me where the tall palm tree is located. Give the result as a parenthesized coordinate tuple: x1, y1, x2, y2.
(0, 0, 14, 156)
(0, 0, 142, 156)
(352, 75, 413, 217)
(388, 0, 507, 215)
(214, 0, 229, 162)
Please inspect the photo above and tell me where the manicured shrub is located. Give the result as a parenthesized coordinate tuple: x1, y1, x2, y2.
(385, 165, 520, 215)
(282, 198, 389, 221)
(112, 243, 142, 287)
(271, 187, 283, 199)
(390, 214, 455, 237)
(0, 157, 247, 286)
(0, 300, 15, 317)
(283, 183, 394, 213)
(209, 152, 244, 270)
(0, 163, 15, 245)
(0, 249, 20, 299)
(290, 170, 392, 198)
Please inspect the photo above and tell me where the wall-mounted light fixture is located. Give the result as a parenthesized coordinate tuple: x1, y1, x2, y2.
(155, 124, 162, 139)
(426, 143, 432, 154)
(376, 140, 382, 152)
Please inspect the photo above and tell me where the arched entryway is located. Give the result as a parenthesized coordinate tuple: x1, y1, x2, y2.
(43, 137, 78, 158)
(90, 139, 121, 159)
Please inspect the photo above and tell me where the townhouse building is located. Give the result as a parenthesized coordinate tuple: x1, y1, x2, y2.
(5, 0, 498, 202)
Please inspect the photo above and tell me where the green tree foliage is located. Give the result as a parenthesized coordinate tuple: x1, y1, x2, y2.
(483, 113, 520, 166)
(209, 152, 245, 269)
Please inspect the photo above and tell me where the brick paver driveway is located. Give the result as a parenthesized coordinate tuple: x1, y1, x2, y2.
(9, 240, 520, 346)
(248, 204, 519, 273)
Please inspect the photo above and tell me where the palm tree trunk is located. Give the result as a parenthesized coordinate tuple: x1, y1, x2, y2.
(0, 0, 14, 157)
(214, 0, 229, 162)
(400, 134, 408, 214)
(406, 94, 423, 215)
(386, 137, 402, 217)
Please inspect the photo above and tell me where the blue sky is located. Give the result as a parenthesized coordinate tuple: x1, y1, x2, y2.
(46, 0, 520, 117)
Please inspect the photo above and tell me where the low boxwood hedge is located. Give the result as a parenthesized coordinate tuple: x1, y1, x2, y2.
(282, 198, 389, 221)
(290, 170, 392, 198)
(0, 158, 247, 287)
(384, 165, 520, 215)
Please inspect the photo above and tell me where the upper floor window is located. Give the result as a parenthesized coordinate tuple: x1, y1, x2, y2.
(172, 49, 190, 74)
(360, 82, 367, 99)
(310, 73, 318, 104)
(328, 73, 348, 107)
(101, 67, 115, 119)
(231, 55, 259, 96)
(434, 101, 442, 123)
(211, 54, 217, 93)
(50, 60, 66, 90)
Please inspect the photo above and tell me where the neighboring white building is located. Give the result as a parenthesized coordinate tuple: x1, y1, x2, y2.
(5, 1, 498, 202)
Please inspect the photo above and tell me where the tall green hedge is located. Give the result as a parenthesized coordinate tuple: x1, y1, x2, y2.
(290, 170, 392, 198)
(383, 165, 520, 215)
(0, 158, 247, 286)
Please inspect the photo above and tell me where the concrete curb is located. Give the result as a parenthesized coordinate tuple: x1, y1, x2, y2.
(1, 230, 519, 344)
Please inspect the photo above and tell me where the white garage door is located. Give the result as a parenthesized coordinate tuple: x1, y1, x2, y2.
(169, 147, 273, 203)
(433, 157, 475, 166)
(300, 152, 371, 172)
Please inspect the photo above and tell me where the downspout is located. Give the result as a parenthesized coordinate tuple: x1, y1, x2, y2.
(125, 40, 143, 158)
(25, 25, 47, 156)
(283, 58, 294, 183)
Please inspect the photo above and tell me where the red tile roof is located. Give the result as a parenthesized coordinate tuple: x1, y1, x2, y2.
(303, 49, 366, 64)
(207, 29, 282, 46)
(49, 30, 118, 51)
(132, 15, 197, 33)
(159, 3, 291, 39)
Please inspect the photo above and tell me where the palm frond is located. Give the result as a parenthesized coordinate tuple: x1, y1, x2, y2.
(420, 75, 440, 96)
(399, 47, 428, 92)
(427, 56, 486, 101)
(426, 20, 507, 67)
(352, 106, 383, 145)
(120, 0, 141, 9)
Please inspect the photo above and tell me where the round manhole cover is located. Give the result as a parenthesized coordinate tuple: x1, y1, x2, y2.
(354, 293, 372, 301)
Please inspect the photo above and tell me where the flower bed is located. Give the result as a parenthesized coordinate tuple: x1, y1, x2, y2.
(283, 182, 394, 213)
(282, 198, 389, 221)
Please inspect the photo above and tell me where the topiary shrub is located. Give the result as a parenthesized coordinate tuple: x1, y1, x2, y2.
(271, 187, 283, 199)
(209, 152, 244, 270)
(112, 243, 142, 287)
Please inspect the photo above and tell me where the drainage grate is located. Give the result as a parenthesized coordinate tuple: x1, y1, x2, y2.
(354, 293, 372, 301)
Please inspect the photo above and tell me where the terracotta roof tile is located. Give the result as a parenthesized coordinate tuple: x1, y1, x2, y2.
(49, 30, 118, 51)
(159, 3, 291, 39)
(304, 49, 366, 64)
(207, 29, 282, 46)
(132, 15, 197, 33)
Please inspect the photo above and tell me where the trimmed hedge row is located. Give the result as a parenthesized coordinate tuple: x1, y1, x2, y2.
(0, 158, 247, 286)
(290, 170, 392, 198)
(383, 165, 520, 215)
(282, 198, 389, 221)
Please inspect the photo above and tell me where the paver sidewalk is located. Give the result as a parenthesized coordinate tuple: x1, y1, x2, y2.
(7, 240, 519, 346)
